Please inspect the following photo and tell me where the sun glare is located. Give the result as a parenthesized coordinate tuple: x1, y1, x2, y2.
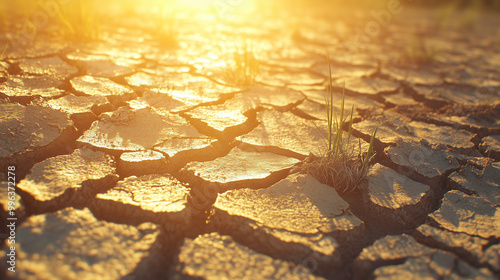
(119, 0, 259, 18)
(2, 0, 500, 278)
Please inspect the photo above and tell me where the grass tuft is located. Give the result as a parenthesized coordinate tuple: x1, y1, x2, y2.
(401, 37, 439, 65)
(224, 43, 259, 86)
(0, 44, 8, 60)
(302, 54, 377, 194)
(156, 6, 179, 48)
(57, 0, 101, 41)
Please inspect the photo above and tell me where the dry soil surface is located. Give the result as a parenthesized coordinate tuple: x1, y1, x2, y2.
(1, 3, 500, 280)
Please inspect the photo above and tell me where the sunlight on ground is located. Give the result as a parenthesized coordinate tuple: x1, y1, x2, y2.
(2, 0, 500, 279)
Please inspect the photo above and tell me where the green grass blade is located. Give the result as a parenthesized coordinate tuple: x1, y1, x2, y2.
(57, 7, 75, 35)
(337, 80, 346, 155)
(363, 126, 378, 170)
(309, 53, 379, 194)
(0, 44, 7, 59)
(312, 121, 328, 140)
(327, 53, 334, 152)
(332, 105, 340, 156)
(345, 104, 354, 152)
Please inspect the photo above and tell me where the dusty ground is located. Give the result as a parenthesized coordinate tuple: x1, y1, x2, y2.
(1, 1, 500, 279)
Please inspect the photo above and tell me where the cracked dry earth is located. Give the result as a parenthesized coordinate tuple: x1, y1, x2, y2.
(1, 6, 500, 280)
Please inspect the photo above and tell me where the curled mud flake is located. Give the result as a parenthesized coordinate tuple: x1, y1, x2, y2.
(70, 75, 134, 103)
(211, 174, 363, 271)
(362, 164, 431, 226)
(0, 75, 65, 99)
(237, 110, 326, 156)
(0, 208, 163, 279)
(117, 150, 168, 177)
(17, 148, 117, 212)
(18, 56, 78, 78)
(78, 106, 204, 152)
(449, 162, 500, 207)
(351, 234, 436, 279)
(93, 174, 191, 226)
(386, 139, 460, 178)
(480, 135, 500, 160)
(171, 233, 325, 280)
(372, 250, 495, 279)
(0, 104, 73, 161)
(382, 67, 441, 86)
(414, 223, 489, 265)
(182, 146, 299, 184)
(342, 77, 399, 95)
(67, 51, 134, 78)
(430, 190, 500, 239)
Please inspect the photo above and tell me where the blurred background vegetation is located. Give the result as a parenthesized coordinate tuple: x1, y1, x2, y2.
(0, 0, 498, 42)
(411, 0, 500, 9)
